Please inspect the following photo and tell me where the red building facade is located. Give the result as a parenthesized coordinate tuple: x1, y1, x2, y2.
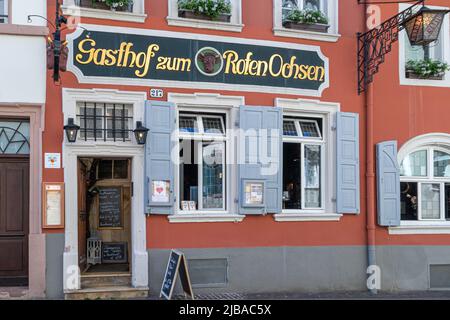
(38, 0, 450, 298)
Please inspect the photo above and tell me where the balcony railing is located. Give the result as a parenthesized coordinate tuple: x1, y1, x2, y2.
(74, 0, 133, 12)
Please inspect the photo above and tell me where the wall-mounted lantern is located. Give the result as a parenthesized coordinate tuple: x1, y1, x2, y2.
(133, 121, 149, 145)
(64, 118, 80, 143)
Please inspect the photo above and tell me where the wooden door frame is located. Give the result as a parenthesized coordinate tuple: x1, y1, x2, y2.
(0, 105, 45, 298)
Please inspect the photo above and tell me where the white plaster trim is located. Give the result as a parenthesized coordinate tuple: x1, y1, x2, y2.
(397, 133, 450, 164)
(168, 213, 244, 223)
(167, 17, 244, 32)
(389, 223, 450, 235)
(62, 88, 148, 291)
(62, 5, 147, 23)
(275, 97, 340, 216)
(398, 3, 450, 88)
(167, 0, 243, 32)
(66, 24, 330, 97)
(272, 0, 339, 42)
(273, 27, 340, 42)
(168, 92, 244, 108)
(274, 213, 342, 222)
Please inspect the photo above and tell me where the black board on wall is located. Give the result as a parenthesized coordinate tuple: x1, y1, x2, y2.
(98, 187, 122, 228)
(102, 242, 128, 264)
(160, 250, 194, 300)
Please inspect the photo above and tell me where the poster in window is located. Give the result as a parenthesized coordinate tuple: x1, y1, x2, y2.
(152, 180, 170, 203)
(244, 182, 264, 205)
(42, 183, 65, 229)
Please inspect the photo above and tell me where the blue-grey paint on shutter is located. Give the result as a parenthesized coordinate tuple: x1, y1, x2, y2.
(145, 100, 175, 215)
(336, 112, 360, 214)
(238, 106, 282, 215)
(376, 140, 400, 226)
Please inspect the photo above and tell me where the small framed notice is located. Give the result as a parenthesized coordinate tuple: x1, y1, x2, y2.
(42, 183, 65, 229)
(243, 180, 265, 207)
(152, 180, 170, 203)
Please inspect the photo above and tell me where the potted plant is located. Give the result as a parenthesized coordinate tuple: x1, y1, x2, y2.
(84, 0, 132, 11)
(178, 0, 232, 22)
(283, 9, 329, 33)
(405, 59, 449, 80)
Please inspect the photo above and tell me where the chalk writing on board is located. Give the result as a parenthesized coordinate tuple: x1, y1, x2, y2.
(98, 187, 122, 228)
(102, 242, 127, 264)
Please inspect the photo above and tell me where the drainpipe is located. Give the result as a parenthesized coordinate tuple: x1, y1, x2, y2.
(364, 3, 377, 295)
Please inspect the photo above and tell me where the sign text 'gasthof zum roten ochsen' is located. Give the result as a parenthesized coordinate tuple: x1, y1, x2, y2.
(71, 30, 328, 94)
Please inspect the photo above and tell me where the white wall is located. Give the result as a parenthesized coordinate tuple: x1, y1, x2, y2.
(11, 0, 47, 26)
(0, 0, 47, 104)
(0, 35, 46, 104)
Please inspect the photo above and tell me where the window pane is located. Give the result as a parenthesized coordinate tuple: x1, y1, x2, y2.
(421, 183, 441, 220)
(179, 116, 198, 133)
(283, 143, 301, 209)
(113, 160, 128, 179)
(179, 139, 199, 210)
(203, 117, 224, 134)
(303, 0, 320, 11)
(107, 106, 130, 140)
(434, 150, 450, 177)
(446, 184, 450, 220)
(78, 105, 103, 139)
(98, 160, 113, 179)
(304, 145, 321, 208)
(400, 150, 427, 177)
(299, 121, 320, 138)
(202, 142, 224, 209)
(283, 120, 298, 136)
(401, 182, 418, 220)
(0, 0, 7, 24)
(0, 120, 30, 155)
(282, 0, 298, 20)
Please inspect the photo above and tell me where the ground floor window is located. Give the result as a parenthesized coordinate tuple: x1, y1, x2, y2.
(282, 117, 323, 211)
(400, 146, 450, 221)
(178, 112, 226, 212)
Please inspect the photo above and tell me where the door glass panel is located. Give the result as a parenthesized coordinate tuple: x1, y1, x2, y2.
(421, 183, 441, 219)
(0, 120, 30, 154)
(202, 142, 224, 209)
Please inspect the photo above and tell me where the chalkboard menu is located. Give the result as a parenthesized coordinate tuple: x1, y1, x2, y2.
(102, 242, 128, 264)
(98, 187, 122, 228)
(160, 250, 194, 300)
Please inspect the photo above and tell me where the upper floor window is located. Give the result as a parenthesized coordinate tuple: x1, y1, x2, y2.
(273, 0, 339, 42)
(167, 0, 243, 32)
(399, 146, 450, 221)
(73, 0, 133, 12)
(0, 0, 8, 24)
(76, 102, 133, 142)
(399, 4, 450, 86)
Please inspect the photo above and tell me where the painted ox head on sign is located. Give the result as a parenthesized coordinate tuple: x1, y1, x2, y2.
(197, 51, 221, 74)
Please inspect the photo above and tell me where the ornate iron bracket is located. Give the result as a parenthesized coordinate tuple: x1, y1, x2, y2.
(357, 0, 424, 94)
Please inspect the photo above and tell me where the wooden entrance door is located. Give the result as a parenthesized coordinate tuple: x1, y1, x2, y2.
(78, 160, 88, 271)
(0, 157, 29, 286)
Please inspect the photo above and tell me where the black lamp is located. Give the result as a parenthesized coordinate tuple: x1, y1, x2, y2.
(403, 6, 450, 46)
(64, 118, 80, 143)
(133, 121, 149, 145)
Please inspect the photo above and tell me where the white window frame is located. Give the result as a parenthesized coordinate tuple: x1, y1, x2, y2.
(76, 102, 134, 141)
(274, 97, 341, 222)
(167, 0, 244, 33)
(399, 3, 450, 87)
(390, 133, 450, 235)
(178, 113, 227, 212)
(399, 146, 450, 222)
(282, 115, 325, 213)
(273, 0, 340, 42)
(62, 0, 147, 23)
(168, 92, 244, 223)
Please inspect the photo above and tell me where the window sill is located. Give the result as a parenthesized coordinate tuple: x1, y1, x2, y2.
(62, 5, 147, 23)
(274, 212, 342, 222)
(389, 223, 450, 235)
(167, 16, 244, 32)
(273, 27, 340, 42)
(400, 75, 450, 88)
(168, 213, 244, 223)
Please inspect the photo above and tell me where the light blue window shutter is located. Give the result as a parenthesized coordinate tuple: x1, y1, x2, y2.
(376, 141, 400, 226)
(336, 112, 360, 214)
(145, 101, 176, 215)
(238, 106, 282, 215)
